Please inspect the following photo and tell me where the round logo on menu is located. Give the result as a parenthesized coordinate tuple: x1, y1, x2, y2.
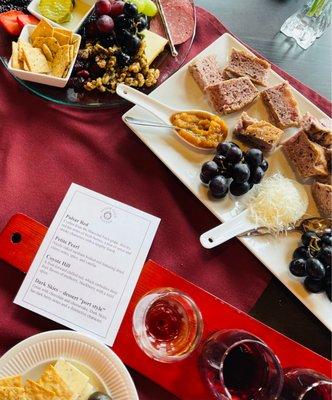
(100, 207, 116, 223)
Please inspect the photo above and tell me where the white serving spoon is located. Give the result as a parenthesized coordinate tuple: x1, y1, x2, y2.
(200, 179, 309, 249)
(116, 83, 223, 151)
(200, 209, 257, 249)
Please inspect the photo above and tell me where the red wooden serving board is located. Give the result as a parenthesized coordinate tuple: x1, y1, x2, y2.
(0, 213, 331, 400)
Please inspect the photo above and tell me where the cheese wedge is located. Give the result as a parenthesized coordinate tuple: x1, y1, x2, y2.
(77, 382, 96, 400)
(54, 359, 89, 399)
(142, 29, 168, 66)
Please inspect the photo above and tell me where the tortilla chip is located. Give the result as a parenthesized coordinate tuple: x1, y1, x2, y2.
(52, 45, 70, 77)
(42, 44, 53, 62)
(0, 375, 23, 387)
(54, 27, 73, 42)
(33, 37, 60, 55)
(22, 47, 50, 74)
(0, 387, 25, 400)
(11, 42, 20, 69)
(30, 19, 54, 41)
(25, 380, 56, 400)
(38, 365, 72, 400)
(53, 31, 70, 46)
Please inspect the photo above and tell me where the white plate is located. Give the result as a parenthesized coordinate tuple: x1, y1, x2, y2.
(0, 330, 139, 400)
(8, 25, 81, 88)
(28, 0, 95, 32)
(123, 32, 332, 331)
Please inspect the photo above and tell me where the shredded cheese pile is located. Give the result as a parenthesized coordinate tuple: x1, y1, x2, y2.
(248, 173, 308, 232)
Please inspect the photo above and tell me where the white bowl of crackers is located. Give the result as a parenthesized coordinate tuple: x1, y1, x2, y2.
(8, 19, 81, 88)
(0, 330, 139, 400)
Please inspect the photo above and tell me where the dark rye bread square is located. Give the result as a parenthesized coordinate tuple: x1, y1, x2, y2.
(261, 82, 301, 128)
(312, 181, 332, 217)
(189, 54, 223, 92)
(223, 48, 271, 86)
(234, 112, 283, 152)
(282, 130, 328, 178)
(205, 76, 258, 115)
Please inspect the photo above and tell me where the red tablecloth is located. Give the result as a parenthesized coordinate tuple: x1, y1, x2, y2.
(0, 7, 331, 400)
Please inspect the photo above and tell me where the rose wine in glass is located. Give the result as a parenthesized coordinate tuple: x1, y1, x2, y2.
(200, 330, 284, 400)
(282, 368, 332, 400)
(132, 288, 203, 362)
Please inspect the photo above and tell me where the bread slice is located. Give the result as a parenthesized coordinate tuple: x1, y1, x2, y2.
(283, 130, 328, 178)
(206, 76, 258, 115)
(301, 112, 332, 148)
(189, 54, 223, 92)
(312, 181, 332, 217)
(223, 48, 270, 86)
(234, 112, 283, 152)
(261, 82, 301, 128)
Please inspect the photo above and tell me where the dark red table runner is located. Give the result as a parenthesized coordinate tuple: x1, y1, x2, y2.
(0, 7, 330, 400)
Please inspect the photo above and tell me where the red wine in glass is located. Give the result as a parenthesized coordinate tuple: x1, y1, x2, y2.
(133, 288, 203, 362)
(200, 330, 283, 400)
(282, 368, 332, 400)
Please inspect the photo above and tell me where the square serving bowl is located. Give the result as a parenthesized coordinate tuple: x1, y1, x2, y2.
(27, 0, 95, 32)
(8, 24, 81, 88)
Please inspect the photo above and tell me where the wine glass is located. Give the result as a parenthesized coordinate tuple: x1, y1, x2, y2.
(132, 288, 203, 362)
(200, 330, 284, 400)
(282, 368, 332, 399)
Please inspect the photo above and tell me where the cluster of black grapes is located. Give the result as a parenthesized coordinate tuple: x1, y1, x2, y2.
(200, 142, 269, 198)
(289, 231, 331, 300)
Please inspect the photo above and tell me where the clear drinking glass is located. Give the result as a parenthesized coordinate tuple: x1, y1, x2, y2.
(200, 330, 284, 400)
(132, 288, 203, 362)
(280, 0, 331, 49)
(282, 368, 332, 400)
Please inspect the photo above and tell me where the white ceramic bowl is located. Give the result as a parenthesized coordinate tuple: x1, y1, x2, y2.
(0, 330, 139, 400)
(8, 24, 81, 88)
(27, 0, 95, 32)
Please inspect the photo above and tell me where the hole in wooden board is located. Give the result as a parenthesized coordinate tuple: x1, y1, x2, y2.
(11, 232, 22, 244)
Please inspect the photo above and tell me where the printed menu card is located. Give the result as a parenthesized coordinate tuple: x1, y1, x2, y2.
(14, 183, 160, 346)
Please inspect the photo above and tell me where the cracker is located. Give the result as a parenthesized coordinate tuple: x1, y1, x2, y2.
(72, 38, 80, 57)
(22, 47, 50, 74)
(23, 61, 30, 71)
(0, 375, 23, 387)
(18, 40, 33, 62)
(30, 19, 54, 41)
(53, 31, 70, 46)
(69, 44, 74, 61)
(38, 365, 72, 400)
(54, 27, 73, 42)
(33, 37, 60, 55)
(0, 387, 25, 400)
(11, 42, 20, 69)
(42, 44, 53, 62)
(52, 45, 70, 77)
(25, 380, 56, 400)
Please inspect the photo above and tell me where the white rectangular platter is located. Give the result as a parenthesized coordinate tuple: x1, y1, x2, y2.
(123, 32, 332, 331)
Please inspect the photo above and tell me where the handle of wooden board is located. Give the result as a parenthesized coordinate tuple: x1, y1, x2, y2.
(0, 213, 46, 273)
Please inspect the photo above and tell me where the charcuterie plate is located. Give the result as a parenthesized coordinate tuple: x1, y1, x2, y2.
(123, 32, 332, 331)
(0, 0, 196, 108)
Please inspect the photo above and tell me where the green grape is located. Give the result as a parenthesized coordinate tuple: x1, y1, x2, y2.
(128, 0, 146, 13)
(143, 0, 158, 17)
